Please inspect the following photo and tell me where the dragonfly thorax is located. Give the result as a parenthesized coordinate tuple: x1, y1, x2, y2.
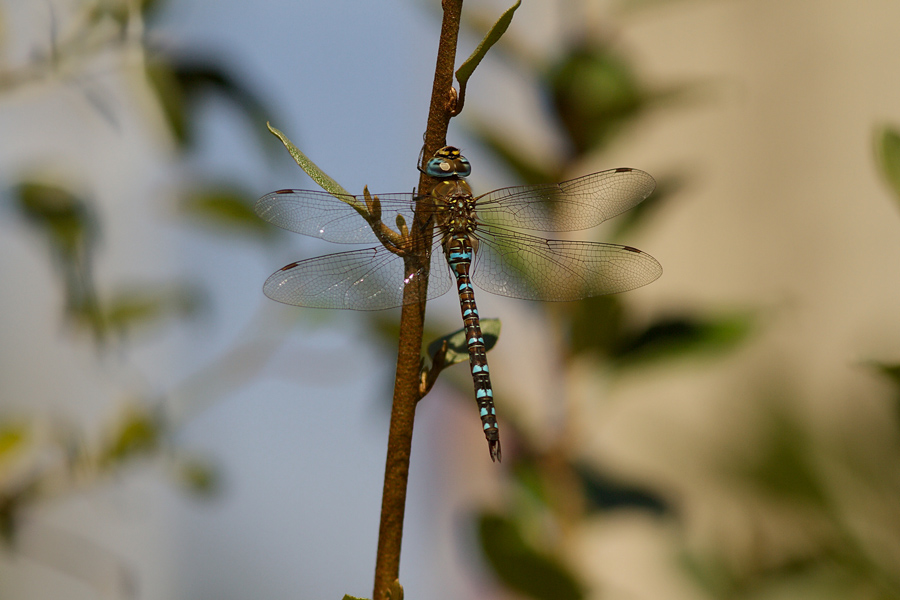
(432, 179, 478, 235)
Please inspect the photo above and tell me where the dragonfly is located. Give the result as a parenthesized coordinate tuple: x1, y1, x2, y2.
(256, 146, 662, 462)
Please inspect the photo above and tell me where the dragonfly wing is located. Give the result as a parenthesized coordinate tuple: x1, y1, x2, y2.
(256, 190, 417, 244)
(474, 168, 656, 232)
(470, 229, 662, 302)
(264, 245, 452, 311)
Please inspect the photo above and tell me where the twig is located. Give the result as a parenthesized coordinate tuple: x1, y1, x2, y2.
(371, 1, 463, 598)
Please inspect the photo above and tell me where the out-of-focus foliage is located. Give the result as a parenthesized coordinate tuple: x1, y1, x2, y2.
(0, 404, 215, 545)
(13, 180, 106, 339)
(89, 0, 166, 25)
(146, 56, 276, 154)
(478, 512, 585, 600)
(575, 463, 667, 514)
(181, 184, 277, 239)
(606, 312, 754, 367)
(547, 46, 645, 155)
(15, 181, 97, 261)
(0, 0, 269, 593)
(877, 125, 900, 204)
(13, 179, 205, 342)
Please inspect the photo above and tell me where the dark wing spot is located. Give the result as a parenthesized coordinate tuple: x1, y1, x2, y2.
(614, 167, 634, 173)
(279, 262, 300, 271)
(275, 189, 295, 194)
(622, 246, 642, 253)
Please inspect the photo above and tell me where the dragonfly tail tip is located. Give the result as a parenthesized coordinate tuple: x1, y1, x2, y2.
(489, 440, 502, 463)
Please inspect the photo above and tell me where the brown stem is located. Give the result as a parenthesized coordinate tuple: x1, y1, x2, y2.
(371, 1, 463, 599)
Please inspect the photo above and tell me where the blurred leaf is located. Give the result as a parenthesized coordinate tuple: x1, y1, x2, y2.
(14, 181, 96, 255)
(567, 295, 628, 357)
(609, 172, 684, 239)
(13, 180, 106, 341)
(105, 284, 203, 336)
(174, 456, 219, 498)
(0, 496, 19, 544)
(678, 551, 739, 599)
(88, 0, 165, 25)
(876, 125, 900, 203)
(425, 318, 501, 369)
(510, 458, 549, 504)
(741, 407, 828, 506)
(478, 512, 585, 600)
(267, 123, 356, 201)
(342, 596, 370, 600)
(100, 405, 161, 466)
(868, 362, 900, 422)
(147, 55, 277, 151)
(456, 0, 521, 107)
(466, 124, 559, 184)
(0, 483, 39, 545)
(870, 361, 900, 388)
(174, 58, 277, 152)
(0, 422, 29, 460)
(182, 186, 277, 238)
(547, 45, 644, 155)
(611, 313, 754, 368)
(146, 59, 187, 143)
(574, 463, 668, 515)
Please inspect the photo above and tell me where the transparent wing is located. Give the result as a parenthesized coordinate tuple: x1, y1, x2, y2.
(263, 243, 452, 311)
(469, 228, 662, 302)
(474, 168, 655, 232)
(256, 190, 418, 244)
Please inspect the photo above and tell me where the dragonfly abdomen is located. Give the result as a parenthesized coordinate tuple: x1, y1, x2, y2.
(445, 233, 501, 462)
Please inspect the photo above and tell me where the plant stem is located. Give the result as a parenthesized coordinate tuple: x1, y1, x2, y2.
(372, 1, 463, 598)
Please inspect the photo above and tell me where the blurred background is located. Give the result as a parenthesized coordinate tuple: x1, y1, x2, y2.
(3, 0, 900, 599)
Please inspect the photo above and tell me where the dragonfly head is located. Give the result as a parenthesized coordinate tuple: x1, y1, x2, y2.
(422, 146, 472, 179)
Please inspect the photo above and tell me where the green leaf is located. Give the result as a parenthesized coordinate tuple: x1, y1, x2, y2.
(13, 180, 107, 341)
(266, 123, 367, 216)
(341, 596, 370, 600)
(609, 172, 683, 239)
(174, 455, 220, 498)
(105, 284, 202, 335)
(426, 318, 501, 369)
(868, 361, 900, 388)
(876, 125, 900, 202)
(387, 580, 403, 600)
(100, 405, 161, 466)
(610, 313, 755, 368)
(547, 45, 644, 155)
(88, 0, 163, 25)
(146, 58, 187, 144)
(866, 361, 900, 424)
(478, 512, 584, 600)
(181, 186, 277, 238)
(740, 406, 828, 507)
(14, 181, 96, 254)
(456, 0, 521, 99)
(465, 125, 559, 185)
(174, 59, 280, 154)
(0, 421, 29, 460)
(574, 463, 667, 514)
(147, 56, 279, 151)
